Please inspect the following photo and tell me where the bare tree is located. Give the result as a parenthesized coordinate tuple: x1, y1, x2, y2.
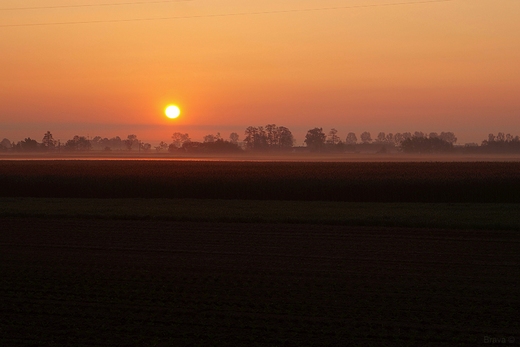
(327, 128, 340, 145)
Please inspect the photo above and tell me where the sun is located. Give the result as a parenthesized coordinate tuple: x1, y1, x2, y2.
(165, 105, 181, 119)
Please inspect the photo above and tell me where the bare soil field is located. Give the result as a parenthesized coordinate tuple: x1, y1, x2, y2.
(1, 160, 520, 202)
(1, 218, 518, 346)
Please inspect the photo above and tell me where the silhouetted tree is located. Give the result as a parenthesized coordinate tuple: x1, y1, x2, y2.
(265, 124, 278, 147)
(110, 136, 123, 150)
(327, 128, 340, 145)
(439, 132, 457, 144)
(41, 131, 56, 150)
(124, 134, 138, 150)
(229, 132, 239, 145)
(14, 138, 40, 152)
(244, 126, 257, 149)
(171, 132, 191, 148)
(203, 133, 221, 143)
(90, 136, 102, 150)
(244, 126, 267, 150)
(304, 128, 326, 151)
(276, 126, 294, 149)
(0, 138, 11, 151)
(376, 132, 386, 143)
(400, 136, 453, 153)
(393, 133, 404, 146)
(168, 143, 180, 153)
(345, 132, 357, 145)
(64, 136, 91, 151)
(480, 133, 520, 153)
(360, 131, 372, 144)
(155, 141, 169, 152)
(76, 136, 91, 151)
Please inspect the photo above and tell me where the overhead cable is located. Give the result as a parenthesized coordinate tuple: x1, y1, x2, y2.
(0, 0, 192, 11)
(1, 0, 455, 28)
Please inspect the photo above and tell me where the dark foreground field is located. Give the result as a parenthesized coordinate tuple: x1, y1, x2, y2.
(1, 218, 519, 346)
(1, 160, 520, 202)
(1, 160, 519, 345)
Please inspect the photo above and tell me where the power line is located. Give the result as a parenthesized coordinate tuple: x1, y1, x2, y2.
(1, 0, 455, 28)
(0, 0, 192, 11)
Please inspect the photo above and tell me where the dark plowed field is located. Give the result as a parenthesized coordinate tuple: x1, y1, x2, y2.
(2, 160, 520, 202)
(1, 218, 518, 346)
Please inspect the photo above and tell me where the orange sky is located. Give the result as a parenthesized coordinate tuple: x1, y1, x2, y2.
(1, 0, 519, 145)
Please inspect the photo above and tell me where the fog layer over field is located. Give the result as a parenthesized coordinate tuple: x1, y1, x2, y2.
(1, 152, 520, 162)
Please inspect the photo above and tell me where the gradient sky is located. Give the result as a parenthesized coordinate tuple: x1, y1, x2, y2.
(1, 0, 519, 145)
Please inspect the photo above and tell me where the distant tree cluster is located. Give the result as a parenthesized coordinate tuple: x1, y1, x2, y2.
(400, 136, 454, 153)
(167, 131, 241, 154)
(243, 124, 295, 151)
(304, 128, 327, 151)
(3, 128, 519, 155)
(64, 136, 92, 151)
(302, 128, 458, 153)
(479, 133, 520, 153)
(0, 138, 11, 151)
(11, 138, 39, 152)
(90, 136, 123, 151)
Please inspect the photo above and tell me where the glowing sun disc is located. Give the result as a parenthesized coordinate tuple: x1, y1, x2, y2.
(165, 105, 181, 119)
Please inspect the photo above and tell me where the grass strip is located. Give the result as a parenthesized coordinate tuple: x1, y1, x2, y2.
(1, 198, 519, 230)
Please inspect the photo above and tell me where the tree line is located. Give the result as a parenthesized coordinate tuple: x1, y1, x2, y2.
(1, 126, 519, 154)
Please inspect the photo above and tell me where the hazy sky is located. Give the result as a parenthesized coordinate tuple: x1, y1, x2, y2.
(1, 0, 519, 144)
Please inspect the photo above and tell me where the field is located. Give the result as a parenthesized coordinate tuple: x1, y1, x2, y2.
(1, 160, 519, 346)
(1, 160, 520, 202)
